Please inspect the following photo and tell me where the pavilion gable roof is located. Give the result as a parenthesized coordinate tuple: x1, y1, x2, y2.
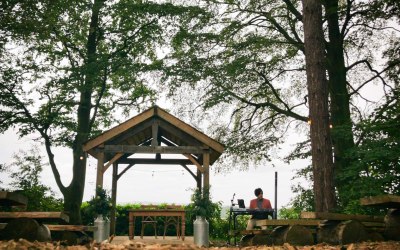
(83, 106, 224, 165)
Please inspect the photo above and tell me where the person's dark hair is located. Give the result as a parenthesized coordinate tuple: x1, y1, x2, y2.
(254, 188, 263, 196)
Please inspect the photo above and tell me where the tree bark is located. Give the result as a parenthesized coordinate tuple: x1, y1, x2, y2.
(60, 0, 104, 224)
(302, 0, 336, 212)
(324, 0, 356, 205)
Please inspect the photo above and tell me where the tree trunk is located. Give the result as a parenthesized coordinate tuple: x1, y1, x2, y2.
(324, 0, 356, 206)
(302, 0, 336, 212)
(58, 0, 104, 224)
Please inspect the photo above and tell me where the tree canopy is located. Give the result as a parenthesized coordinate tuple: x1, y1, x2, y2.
(162, 0, 399, 211)
(0, 0, 399, 218)
(0, 0, 207, 223)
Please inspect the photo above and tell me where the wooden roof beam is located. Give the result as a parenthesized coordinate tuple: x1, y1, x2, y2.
(83, 108, 154, 151)
(104, 145, 209, 154)
(184, 153, 204, 173)
(118, 158, 193, 165)
(102, 153, 124, 174)
(157, 108, 224, 153)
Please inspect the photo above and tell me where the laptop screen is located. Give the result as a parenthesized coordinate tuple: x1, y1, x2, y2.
(237, 199, 245, 208)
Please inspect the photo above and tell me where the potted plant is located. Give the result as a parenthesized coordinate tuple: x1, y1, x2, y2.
(89, 186, 111, 242)
(191, 187, 214, 247)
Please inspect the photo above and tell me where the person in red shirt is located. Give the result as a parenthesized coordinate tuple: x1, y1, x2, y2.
(246, 188, 272, 230)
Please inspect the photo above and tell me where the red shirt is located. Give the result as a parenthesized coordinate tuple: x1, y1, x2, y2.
(249, 198, 272, 209)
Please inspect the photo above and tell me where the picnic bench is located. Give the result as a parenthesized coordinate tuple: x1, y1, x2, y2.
(360, 194, 400, 241)
(233, 219, 321, 246)
(0, 191, 28, 208)
(0, 192, 95, 243)
(0, 211, 70, 242)
(0, 211, 69, 223)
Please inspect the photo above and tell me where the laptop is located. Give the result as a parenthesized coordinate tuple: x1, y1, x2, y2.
(237, 199, 245, 208)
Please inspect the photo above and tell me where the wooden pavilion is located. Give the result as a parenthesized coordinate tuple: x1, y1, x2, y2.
(83, 106, 224, 234)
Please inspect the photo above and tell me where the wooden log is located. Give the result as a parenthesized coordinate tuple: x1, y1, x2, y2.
(249, 234, 274, 246)
(384, 208, 400, 240)
(317, 220, 367, 245)
(1, 218, 51, 242)
(239, 234, 254, 247)
(51, 231, 91, 245)
(368, 232, 385, 242)
(271, 225, 314, 246)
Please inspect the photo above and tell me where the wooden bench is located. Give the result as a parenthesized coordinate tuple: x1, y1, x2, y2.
(0, 191, 28, 208)
(360, 194, 400, 241)
(256, 219, 322, 227)
(0, 211, 69, 223)
(46, 225, 97, 232)
(299, 211, 386, 244)
(0, 223, 96, 232)
(236, 220, 317, 246)
(360, 194, 400, 209)
(300, 211, 384, 222)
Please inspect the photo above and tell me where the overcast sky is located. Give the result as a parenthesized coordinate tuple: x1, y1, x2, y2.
(0, 126, 307, 209)
(0, 80, 384, 210)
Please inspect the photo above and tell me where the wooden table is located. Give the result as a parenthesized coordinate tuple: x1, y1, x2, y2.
(0, 191, 28, 207)
(128, 209, 186, 240)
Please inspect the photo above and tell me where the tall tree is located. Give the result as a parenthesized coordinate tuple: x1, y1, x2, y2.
(302, 0, 335, 211)
(0, 0, 205, 223)
(163, 0, 398, 208)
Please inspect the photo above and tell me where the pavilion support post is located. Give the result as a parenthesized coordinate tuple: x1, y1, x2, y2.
(110, 163, 118, 236)
(96, 149, 105, 188)
(203, 151, 210, 193)
(196, 169, 202, 190)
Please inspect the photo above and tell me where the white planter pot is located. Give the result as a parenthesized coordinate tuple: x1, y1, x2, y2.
(193, 216, 209, 247)
(93, 215, 110, 243)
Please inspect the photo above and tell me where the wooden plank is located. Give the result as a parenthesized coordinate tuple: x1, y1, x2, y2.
(118, 158, 193, 165)
(102, 153, 123, 173)
(362, 222, 385, 227)
(45, 225, 97, 232)
(106, 118, 154, 145)
(256, 219, 322, 227)
(158, 119, 203, 147)
(104, 145, 207, 154)
(96, 150, 105, 187)
(300, 211, 384, 223)
(360, 195, 400, 208)
(83, 107, 155, 151)
(0, 212, 69, 223)
(229, 229, 271, 236)
(203, 152, 210, 189)
(184, 154, 203, 173)
(0, 191, 28, 207)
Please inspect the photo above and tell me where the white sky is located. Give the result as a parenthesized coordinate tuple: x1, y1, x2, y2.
(0, 127, 308, 210)
(0, 73, 385, 210)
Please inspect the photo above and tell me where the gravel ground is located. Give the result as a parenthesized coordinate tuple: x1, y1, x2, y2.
(1, 239, 400, 250)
